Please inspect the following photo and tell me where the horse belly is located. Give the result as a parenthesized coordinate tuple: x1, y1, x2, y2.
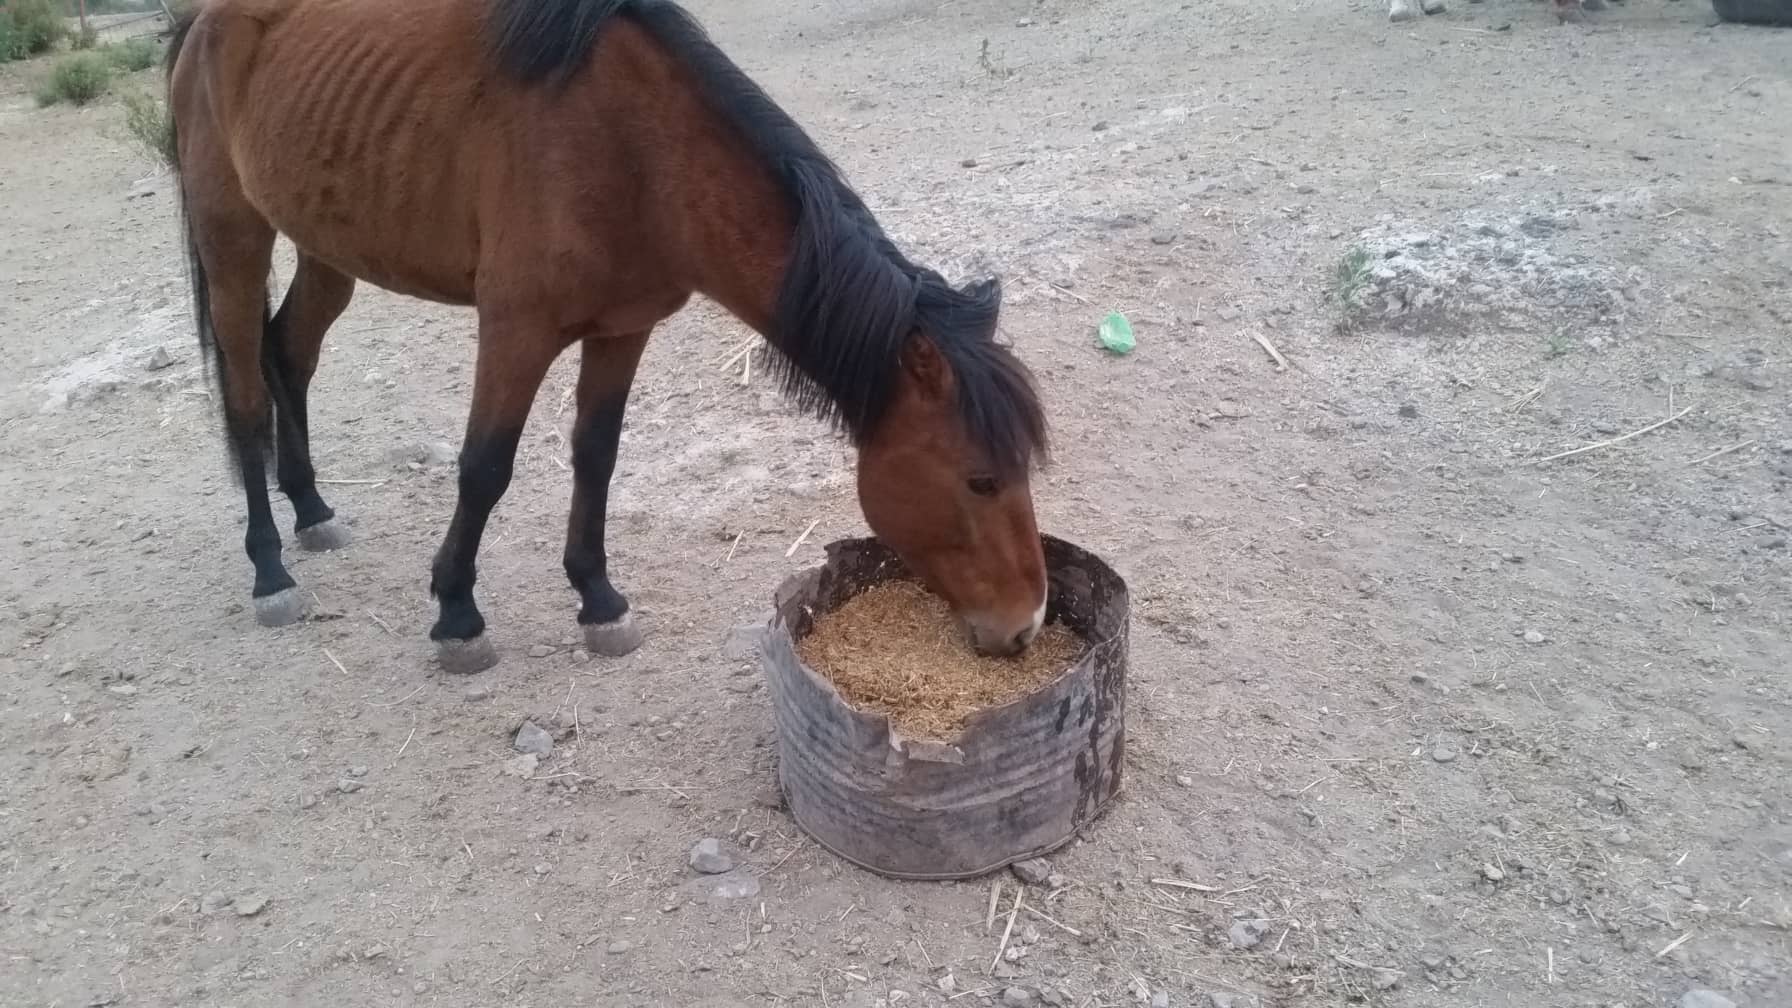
(232, 9, 484, 304)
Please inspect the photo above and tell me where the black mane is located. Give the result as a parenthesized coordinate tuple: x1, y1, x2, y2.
(486, 0, 1046, 473)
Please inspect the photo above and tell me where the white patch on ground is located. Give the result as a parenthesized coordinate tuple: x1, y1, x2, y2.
(1346, 191, 1653, 335)
(34, 302, 189, 412)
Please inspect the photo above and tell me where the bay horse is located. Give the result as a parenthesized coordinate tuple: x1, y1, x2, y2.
(164, 0, 1050, 672)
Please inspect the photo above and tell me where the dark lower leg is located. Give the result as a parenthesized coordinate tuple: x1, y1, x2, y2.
(267, 257, 354, 537)
(234, 413, 295, 601)
(563, 333, 649, 630)
(428, 426, 523, 642)
(427, 320, 562, 649)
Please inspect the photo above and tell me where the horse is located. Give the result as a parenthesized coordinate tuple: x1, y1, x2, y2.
(163, 0, 1052, 673)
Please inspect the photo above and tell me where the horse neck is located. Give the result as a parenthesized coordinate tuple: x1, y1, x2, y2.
(607, 35, 792, 337)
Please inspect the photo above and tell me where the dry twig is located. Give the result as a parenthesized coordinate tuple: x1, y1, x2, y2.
(785, 518, 821, 558)
(1686, 439, 1755, 466)
(1251, 332, 1289, 372)
(989, 886, 1023, 973)
(1534, 405, 1693, 464)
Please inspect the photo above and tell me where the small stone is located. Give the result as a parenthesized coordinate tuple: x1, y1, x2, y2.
(961, 157, 980, 168)
(1002, 987, 1035, 1006)
(1679, 992, 1737, 1008)
(463, 684, 494, 702)
(514, 720, 554, 758)
(1431, 745, 1459, 764)
(1151, 993, 1171, 1008)
(690, 838, 736, 874)
(533, 863, 551, 876)
(1046, 872, 1070, 890)
(1011, 858, 1052, 885)
(347, 765, 369, 778)
(385, 441, 457, 467)
(233, 893, 269, 916)
(1091, 120, 1110, 132)
(1228, 918, 1270, 949)
(1174, 774, 1194, 788)
(1481, 863, 1505, 883)
(336, 779, 363, 794)
(106, 684, 139, 697)
(1397, 404, 1420, 419)
(1371, 970, 1401, 991)
(722, 624, 762, 661)
(200, 891, 233, 914)
(502, 753, 539, 778)
(1522, 629, 1547, 644)
(528, 644, 556, 658)
(606, 940, 632, 955)
(144, 346, 174, 371)
(1151, 231, 1178, 246)
(937, 974, 958, 994)
(1609, 828, 1633, 847)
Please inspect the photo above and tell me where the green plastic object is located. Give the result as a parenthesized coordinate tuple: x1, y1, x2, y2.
(1097, 311, 1135, 355)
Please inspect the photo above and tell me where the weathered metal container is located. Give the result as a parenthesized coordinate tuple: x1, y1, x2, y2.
(759, 535, 1129, 880)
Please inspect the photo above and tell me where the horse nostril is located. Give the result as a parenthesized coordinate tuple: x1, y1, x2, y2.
(1009, 629, 1032, 654)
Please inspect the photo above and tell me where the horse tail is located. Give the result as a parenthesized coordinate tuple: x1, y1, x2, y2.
(164, 5, 276, 482)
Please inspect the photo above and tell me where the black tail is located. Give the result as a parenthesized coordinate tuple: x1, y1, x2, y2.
(165, 6, 276, 484)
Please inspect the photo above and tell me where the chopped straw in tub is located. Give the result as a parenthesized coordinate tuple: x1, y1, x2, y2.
(796, 580, 1085, 740)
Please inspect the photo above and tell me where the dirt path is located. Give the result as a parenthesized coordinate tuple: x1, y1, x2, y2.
(2, 1, 1787, 1006)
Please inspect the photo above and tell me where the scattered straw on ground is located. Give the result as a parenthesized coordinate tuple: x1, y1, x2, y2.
(796, 580, 1085, 740)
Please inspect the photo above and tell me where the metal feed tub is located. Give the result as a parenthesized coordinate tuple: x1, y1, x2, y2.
(759, 535, 1129, 880)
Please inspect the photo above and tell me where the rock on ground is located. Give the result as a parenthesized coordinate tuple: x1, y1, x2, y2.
(689, 837, 736, 874)
(1228, 918, 1270, 949)
(514, 720, 553, 758)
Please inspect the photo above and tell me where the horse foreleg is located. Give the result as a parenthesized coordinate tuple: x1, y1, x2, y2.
(562, 331, 651, 658)
(428, 312, 562, 673)
(268, 253, 356, 552)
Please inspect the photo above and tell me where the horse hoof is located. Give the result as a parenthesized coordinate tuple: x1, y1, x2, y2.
(296, 518, 352, 552)
(253, 588, 307, 627)
(582, 612, 645, 657)
(436, 635, 499, 674)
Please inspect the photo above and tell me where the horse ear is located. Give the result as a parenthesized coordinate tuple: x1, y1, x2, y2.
(900, 335, 952, 401)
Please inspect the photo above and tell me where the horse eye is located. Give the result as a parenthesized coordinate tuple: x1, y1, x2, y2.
(967, 476, 999, 497)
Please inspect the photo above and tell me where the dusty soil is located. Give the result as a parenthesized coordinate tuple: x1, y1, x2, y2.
(2, 1, 1788, 1006)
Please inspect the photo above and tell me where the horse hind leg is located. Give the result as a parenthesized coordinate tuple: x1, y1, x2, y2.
(185, 204, 304, 626)
(267, 253, 356, 552)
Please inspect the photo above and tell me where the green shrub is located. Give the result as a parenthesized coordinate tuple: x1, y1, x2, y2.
(37, 51, 113, 107)
(106, 36, 160, 72)
(72, 24, 99, 51)
(120, 88, 174, 163)
(2, 0, 64, 61)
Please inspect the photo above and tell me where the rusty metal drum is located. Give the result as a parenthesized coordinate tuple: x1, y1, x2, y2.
(758, 535, 1129, 880)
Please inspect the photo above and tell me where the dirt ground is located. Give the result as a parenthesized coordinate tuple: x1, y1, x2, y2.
(2, 1, 1788, 1006)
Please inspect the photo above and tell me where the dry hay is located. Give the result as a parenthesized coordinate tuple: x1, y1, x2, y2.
(796, 580, 1085, 740)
